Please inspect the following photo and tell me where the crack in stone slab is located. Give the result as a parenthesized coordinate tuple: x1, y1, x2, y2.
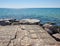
(7, 32, 17, 46)
(0, 25, 60, 46)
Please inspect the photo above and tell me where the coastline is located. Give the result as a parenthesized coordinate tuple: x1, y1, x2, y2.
(0, 18, 60, 46)
(0, 8, 60, 26)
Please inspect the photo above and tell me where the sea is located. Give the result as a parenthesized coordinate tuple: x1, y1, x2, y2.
(0, 8, 60, 26)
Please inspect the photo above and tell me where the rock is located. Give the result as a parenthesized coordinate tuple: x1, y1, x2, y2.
(43, 23, 55, 35)
(0, 19, 16, 26)
(53, 33, 60, 41)
(43, 22, 56, 29)
(0, 21, 11, 26)
(44, 28, 53, 35)
(43, 23, 53, 29)
(43, 23, 59, 35)
(20, 19, 40, 25)
(8, 19, 16, 22)
(56, 26, 60, 33)
(53, 33, 60, 39)
(47, 22, 56, 25)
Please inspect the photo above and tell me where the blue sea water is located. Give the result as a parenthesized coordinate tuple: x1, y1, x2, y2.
(0, 8, 60, 26)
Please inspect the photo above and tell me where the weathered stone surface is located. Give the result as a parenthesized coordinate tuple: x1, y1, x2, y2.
(43, 23, 59, 34)
(0, 26, 19, 46)
(21, 36, 32, 46)
(43, 23, 58, 35)
(16, 29, 29, 39)
(20, 19, 40, 24)
(43, 23, 53, 29)
(0, 25, 60, 46)
(30, 33, 38, 39)
(53, 33, 60, 41)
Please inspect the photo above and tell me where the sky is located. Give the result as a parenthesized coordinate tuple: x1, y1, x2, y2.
(0, 0, 60, 8)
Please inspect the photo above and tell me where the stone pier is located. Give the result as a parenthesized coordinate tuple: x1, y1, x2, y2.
(0, 25, 60, 46)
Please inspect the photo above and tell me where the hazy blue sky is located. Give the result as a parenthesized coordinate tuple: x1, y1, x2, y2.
(0, 0, 60, 8)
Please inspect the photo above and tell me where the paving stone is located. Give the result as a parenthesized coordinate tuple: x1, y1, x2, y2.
(16, 30, 29, 39)
(30, 33, 38, 39)
(21, 36, 32, 46)
(28, 30, 36, 33)
(38, 33, 53, 39)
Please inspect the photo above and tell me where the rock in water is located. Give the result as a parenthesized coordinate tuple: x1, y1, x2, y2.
(53, 33, 60, 41)
(20, 19, 40, 25)
(43, 23, 53, 29)
(43, 23, 55, 35)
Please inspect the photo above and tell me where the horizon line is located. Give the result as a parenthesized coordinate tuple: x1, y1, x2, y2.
(0, 7, 60, 9)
